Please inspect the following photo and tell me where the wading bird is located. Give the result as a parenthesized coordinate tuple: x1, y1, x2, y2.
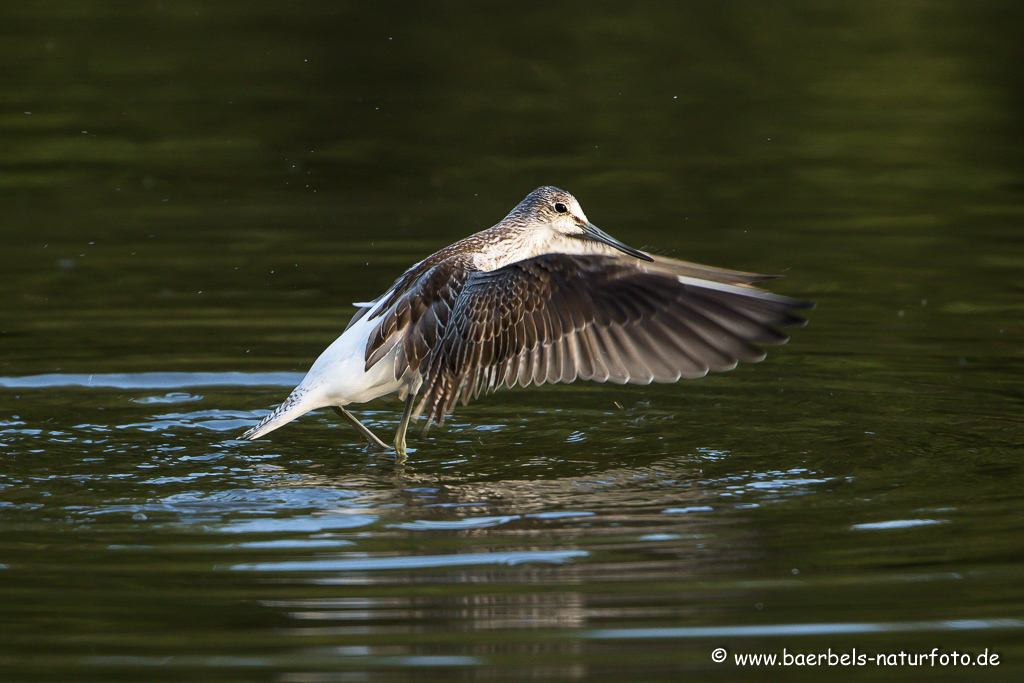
(242, 186, 812, 455)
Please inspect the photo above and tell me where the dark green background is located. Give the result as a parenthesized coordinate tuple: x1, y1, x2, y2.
(2, 2, 1023, 681)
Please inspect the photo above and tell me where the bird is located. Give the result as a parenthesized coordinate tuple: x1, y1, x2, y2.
(241, 186, 812, 456)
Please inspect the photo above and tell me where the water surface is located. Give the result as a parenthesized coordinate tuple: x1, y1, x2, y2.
(2, 2, 1023, 681)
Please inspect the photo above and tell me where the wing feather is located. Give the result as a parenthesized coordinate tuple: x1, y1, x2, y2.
(364, 252, 811, 430)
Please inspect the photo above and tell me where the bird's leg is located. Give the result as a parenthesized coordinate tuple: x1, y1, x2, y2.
(331, 406, 390, 451)
(394, 393, 416, 458)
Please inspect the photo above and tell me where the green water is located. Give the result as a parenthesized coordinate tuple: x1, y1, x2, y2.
(2, 2, 1024, 681)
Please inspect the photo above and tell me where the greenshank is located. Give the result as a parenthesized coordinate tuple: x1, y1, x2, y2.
(242, 186, 812, 455)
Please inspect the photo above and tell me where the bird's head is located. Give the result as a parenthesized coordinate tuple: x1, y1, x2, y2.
(508, 186, 652, 262)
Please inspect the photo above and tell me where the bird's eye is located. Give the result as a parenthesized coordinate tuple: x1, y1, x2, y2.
(554, 202, 568, 213)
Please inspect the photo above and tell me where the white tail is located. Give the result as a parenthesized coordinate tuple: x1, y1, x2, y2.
(241, 387, 322, 440)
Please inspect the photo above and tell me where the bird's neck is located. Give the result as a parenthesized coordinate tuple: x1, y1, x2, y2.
(466, 226, 554, 271)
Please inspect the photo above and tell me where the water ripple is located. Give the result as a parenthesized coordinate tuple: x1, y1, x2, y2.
(219, 515, 378, 534)
(851, 519, 950, 531)
(584, 618, 1024, 639)
(389, 515, 520, 530)
(231, 549, 589, 572)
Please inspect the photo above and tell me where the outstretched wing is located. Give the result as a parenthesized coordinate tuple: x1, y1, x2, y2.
(366, 253, 812, 430)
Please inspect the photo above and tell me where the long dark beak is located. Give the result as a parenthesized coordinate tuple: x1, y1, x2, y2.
(581, 222, 653, 262)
